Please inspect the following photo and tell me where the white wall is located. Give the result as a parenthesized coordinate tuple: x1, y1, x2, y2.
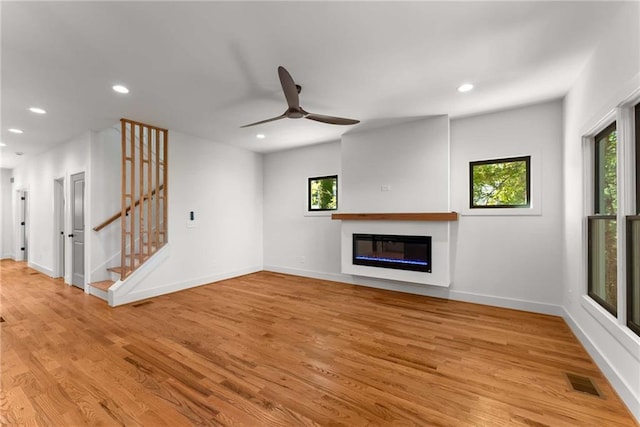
(10, 132, 90, 277)
(563, 2, 640, 419)
(450, 100, 564, 313)
(111, 130, 264, 303)
(263, 141, 342, 276)
(89, 126, 121, 282)
(342, 116, 450, 212)
(0, 168, 14, 259)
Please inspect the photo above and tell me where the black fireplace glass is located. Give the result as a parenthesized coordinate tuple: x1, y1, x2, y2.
(352, 234, 431, 273)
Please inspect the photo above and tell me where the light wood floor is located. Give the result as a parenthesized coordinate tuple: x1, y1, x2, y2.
(1, 260, 637, 426)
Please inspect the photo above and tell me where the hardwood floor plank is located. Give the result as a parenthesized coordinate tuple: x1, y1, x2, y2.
(1, 260, 637, 426)
(4, 386, 38, 425)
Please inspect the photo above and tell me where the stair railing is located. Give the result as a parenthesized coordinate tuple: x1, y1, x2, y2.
(92, 184, 164, 232)
(120, 118, 168, 279)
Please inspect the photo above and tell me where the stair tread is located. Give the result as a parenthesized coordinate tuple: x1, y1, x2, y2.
(107, 243, 167, 277)
(90, 280, 115, 291)
(106, 255, 150, 275)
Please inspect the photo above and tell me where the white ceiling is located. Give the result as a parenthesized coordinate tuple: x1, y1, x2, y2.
(0, 1, 621, 169)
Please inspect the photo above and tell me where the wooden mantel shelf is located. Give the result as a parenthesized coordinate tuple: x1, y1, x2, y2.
(331, 212, 458, 221)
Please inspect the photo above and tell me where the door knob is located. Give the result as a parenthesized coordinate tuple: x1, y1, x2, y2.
(68, 234, 74, 238)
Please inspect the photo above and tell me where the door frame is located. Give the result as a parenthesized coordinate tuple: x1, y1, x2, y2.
(53, 177, 65, 278)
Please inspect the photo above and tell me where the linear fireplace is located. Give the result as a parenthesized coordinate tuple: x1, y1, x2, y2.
(352, 234, 431, 273)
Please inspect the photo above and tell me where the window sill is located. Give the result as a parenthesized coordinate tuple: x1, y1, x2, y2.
(460, 205, 542, 216)
(304, 211, 336, 218)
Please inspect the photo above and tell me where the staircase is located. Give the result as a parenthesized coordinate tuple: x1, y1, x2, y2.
(87, 118, 168, 304)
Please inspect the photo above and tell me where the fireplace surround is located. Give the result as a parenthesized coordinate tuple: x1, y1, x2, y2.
(334, 213, 455, 287)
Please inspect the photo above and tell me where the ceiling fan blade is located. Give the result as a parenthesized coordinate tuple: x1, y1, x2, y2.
(240, 113, 287, 128)
(304, 113, 360, 126)
(278, 66, 300, 110)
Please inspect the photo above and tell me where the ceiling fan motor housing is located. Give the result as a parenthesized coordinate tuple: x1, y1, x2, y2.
(287, 109, 304, 119)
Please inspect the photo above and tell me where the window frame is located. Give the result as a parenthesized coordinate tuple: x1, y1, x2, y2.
(469, 155, 531, 209)
(627, 102, 640, 336)
(588, 121, 618, 316)
(307, 174, 338, 212)
(581, 92, 640, 350)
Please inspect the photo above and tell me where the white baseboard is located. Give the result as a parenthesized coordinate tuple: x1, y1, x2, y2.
(563, 308, 640, 423)
(111, 264, 263, 307)
(265, 265, 453, 298)
(264, 265, 350, 285)
(449, 289, 564, 316)
(263, 265, 562, 316)
(1, 253, 15, 260)
(28, 261, 54, 277)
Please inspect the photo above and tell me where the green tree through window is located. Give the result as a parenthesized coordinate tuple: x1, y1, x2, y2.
(589, 123, 617, 315)
(470, 156, 530, 208)
(308, 175, 337, 211)
(596, 126, 618, 215)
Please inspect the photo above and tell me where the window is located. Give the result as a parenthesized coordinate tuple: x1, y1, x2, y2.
(628, 103, 640, 335)
(308, 175, 337, 211)
(588, 122, 617, 316)
(469, 156, 530, 208)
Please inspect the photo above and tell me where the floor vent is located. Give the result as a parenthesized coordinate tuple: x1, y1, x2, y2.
(132, 301, 153, 308)
(0, 316, 5, 322)
(565, 372, 602, 398)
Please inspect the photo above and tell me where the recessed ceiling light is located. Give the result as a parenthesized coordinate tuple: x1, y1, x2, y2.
(29, 107, 47, 114)
(256, 134, 266, 139)
(112, 85, 129, 94)
(457, 83, 474, 93)
(8, 128, 23, 134)
(0, 143, 6, 147)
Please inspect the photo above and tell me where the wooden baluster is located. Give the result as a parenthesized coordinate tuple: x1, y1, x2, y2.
(121, 119, 127, 279)
(147, 126, 152, 259)
(163, 129, 168, 243)
(155, 128, 160, 250)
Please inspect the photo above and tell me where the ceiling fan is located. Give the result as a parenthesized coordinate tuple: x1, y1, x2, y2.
(241, 66, 360, 128)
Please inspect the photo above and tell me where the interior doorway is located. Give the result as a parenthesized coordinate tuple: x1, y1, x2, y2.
(53, 178, 65, 278)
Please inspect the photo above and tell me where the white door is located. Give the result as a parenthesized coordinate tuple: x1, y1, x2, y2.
(70, 172, 85, 289)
